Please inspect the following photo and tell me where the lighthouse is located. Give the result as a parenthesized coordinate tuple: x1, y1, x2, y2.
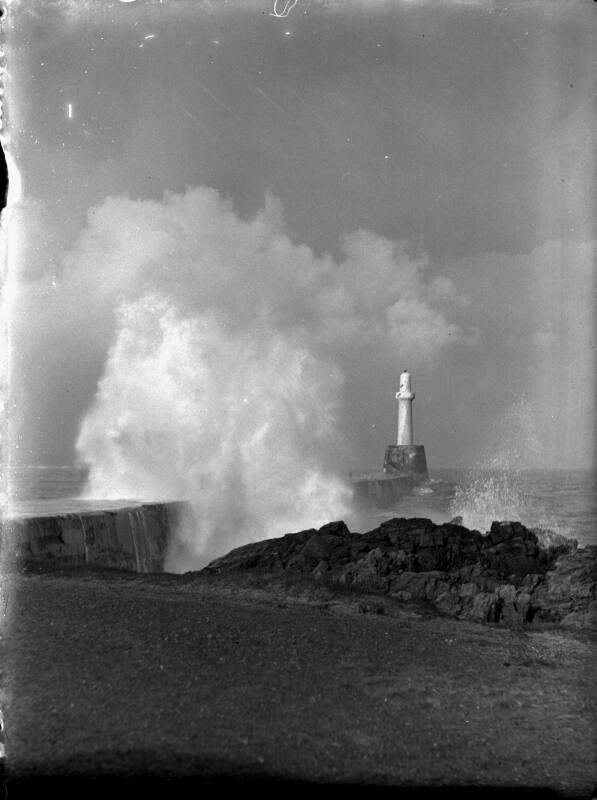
(396, 369, 415, 445)
(383, 369, 428, 477)
(349, 368, 429, 507)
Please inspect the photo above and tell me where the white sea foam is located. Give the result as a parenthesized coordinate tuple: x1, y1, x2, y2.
(76, 296, 353, 568)
(449, 399, 562, 535)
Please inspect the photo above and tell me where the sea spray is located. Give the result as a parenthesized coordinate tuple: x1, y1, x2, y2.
(76, 295, 352, 568)
(449, 399, 562, 535)
(67, 187, 460, 566)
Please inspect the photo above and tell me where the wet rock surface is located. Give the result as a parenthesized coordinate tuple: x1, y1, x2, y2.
(205, 518, 596, 630)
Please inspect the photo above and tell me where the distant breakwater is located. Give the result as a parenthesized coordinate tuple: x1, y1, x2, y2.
(2, 502, 191, 573)
(205, 518, 597, 631)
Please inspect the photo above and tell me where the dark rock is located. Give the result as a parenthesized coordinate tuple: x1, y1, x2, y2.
(343, 548, 392, 593)
(487, 597, 504, 623)
(283, 528, 317, 545)
(531, 526, 578, 553)
(390, 570, 444, 601)
(350, 542, 370, 558)
(458, 581, 478, 599)
(521, 573, 543, 591)
(312, 560, 330, 579)
(560, 601, 597, 629)
(515, 591, 533, 622)
(435, 587, 462, 617)
(462, 592, 495, 623)
(203, 517, 592, 630)
(301, 533, 334, 563)
(317, 520, 351, 538)
(416, 546, 446, 572)
(503, 554, 535, 576)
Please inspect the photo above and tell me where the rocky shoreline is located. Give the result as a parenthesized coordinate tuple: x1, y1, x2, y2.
(204, 518, 597, 631)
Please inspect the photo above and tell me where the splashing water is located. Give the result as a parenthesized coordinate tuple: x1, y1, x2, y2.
(450, 470, 531, 533)
(449, 399, 561, 535)
(67, 186, 461, 567)
(76, 295, 353, 568)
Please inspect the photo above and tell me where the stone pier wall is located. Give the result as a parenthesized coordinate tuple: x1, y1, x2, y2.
(350, 472, 417, 507)
(2, 502, 191, 573)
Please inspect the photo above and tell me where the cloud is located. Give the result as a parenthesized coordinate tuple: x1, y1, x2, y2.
(21, 185, 460, 374)
(442, 239, 596, 469)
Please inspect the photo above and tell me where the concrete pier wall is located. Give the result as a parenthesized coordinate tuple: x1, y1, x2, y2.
(350, 444, 428, 508)
(350, 472, 417, 508)
(2, 501, 191, 573)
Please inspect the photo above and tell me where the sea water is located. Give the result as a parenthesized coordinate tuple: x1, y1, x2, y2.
(4, 464, 596, 548)
(349, 467, 596, 548)
(2, 465, 148, 518)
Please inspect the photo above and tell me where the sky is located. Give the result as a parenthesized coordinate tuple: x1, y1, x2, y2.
(3, 0, 596, 494)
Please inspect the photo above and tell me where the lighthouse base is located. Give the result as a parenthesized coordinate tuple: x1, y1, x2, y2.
(384, 445, 428, 477)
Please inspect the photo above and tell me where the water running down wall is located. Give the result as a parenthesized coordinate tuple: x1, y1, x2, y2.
(2, 502, 191, 573)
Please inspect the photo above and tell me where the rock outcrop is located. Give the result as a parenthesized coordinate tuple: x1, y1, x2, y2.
(204, 518, 597, 630)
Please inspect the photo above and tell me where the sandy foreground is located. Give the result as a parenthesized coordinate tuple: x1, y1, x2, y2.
(0, 565, 596, 798)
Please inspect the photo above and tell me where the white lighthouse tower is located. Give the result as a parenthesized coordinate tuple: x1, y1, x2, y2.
(396, 369, 415, 445)
(382, 369, 428, 477)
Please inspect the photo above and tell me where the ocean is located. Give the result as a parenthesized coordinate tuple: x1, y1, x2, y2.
(352, 467, 596, 549)
(4, 464, 596, 549)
